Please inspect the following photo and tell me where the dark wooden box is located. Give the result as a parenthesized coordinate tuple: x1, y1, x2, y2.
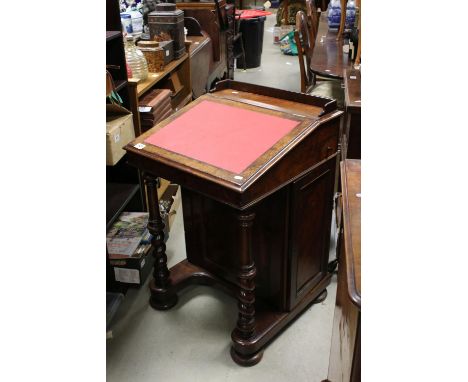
(148, 3, 185, 59)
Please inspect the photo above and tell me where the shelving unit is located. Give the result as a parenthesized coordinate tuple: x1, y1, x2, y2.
(106, 27, 129, 107)
(106, 0, 144, 296)
(106, 0, 143, 220)
(106, 0, 183, 300)
(106, 183, 141, 231)
(114, 80, 127, 92)
(127, 52, 192, 137)
(125, 44, 193, 218)
(106, 31, 122, 42)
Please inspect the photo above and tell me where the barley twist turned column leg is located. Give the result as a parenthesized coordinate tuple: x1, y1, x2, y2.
(144, 173, 178, 310)
(231, 211, 263, 366)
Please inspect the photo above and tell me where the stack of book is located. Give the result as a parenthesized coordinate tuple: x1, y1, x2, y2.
(106, 212, 151, 258)
(138, 89, 173, 131)
(107, 212, 153, 286)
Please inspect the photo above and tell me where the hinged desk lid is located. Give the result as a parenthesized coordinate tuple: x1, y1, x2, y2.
(125, 81, 342, 208)
(127, 94, 319, 185)
(144, 98, 301, 174)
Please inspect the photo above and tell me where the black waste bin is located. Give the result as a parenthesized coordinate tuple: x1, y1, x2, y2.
(237, 16, 266, 69)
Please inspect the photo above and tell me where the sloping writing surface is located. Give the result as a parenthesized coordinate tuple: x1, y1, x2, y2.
(144, 100, 300, 174)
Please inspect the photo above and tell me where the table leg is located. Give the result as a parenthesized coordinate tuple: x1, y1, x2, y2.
(337, 0, 347, 40)
(231, 211, 263, 366)
(354, 4, 361, 65)
(144, 172, 178, 310)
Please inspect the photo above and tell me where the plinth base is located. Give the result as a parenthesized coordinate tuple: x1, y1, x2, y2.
(149, 259, 332, 366)
(230, 346, 264, 367)
(149, 292, 178, 311)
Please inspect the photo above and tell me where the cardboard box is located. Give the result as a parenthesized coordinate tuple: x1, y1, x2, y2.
(106, 104, 135, 165)
(144, 177, 170, 211)
(168, 185, 181, 231)
(158, 178, 170, 199)
(159, 184, 181, 232)
(109, 247, 155, 287)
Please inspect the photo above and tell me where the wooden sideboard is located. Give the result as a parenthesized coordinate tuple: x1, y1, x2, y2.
(324, 159, 361, 382)
(187, 33, 213, 98)
(176, 0, 235, 87)
(124, 80, 343, 366)
(343, 68, 361, 159)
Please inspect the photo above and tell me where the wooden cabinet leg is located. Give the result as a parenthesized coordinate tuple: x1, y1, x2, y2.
(231, 211, 263, 366)
(144, 172, 178, 310)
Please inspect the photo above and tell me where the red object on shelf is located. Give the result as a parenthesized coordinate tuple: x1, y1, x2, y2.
(126, 63, 132, 78)
(235, 9, 272, 19)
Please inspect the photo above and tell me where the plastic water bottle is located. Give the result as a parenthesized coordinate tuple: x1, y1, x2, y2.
(120, 13, 133, 34)
(124, 35, 148, 81)
(128, 8, 143, 35)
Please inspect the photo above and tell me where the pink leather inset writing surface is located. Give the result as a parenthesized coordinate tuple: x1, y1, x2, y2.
(144, 100, 300, 174)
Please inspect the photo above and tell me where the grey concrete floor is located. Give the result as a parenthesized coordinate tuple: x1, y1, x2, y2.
(107, 13, 338, 382)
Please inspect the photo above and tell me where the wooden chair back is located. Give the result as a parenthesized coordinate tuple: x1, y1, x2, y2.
(306, 0, 321, 44)
(294, 10, 315, 93)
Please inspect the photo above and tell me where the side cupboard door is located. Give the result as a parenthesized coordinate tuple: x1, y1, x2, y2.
(287, 158, 336, 309)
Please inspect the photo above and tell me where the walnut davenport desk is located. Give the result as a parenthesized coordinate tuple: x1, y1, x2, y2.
(124, 81, 343, 366)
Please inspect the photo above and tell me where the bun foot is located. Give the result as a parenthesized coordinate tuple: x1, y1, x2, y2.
(149, 293, 178, 311)
(313, 289, 328, 304)
(230, 347, 263, 367)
